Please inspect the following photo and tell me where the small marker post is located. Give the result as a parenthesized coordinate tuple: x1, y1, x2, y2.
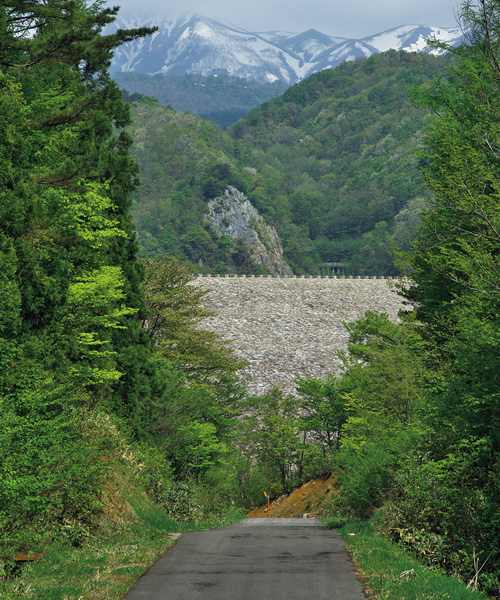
(263, 491, 270, 518)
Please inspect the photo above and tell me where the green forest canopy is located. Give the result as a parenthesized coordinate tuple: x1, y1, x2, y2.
(125, 50, 448, 275)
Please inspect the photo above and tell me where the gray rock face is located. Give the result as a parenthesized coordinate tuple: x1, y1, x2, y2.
(205, 186, 293, 277)
(206, 186, 261, 243)
(196, 275, 410, 395)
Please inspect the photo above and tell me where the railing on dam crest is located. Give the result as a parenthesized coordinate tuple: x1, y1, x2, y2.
(197, 273, 395, 279)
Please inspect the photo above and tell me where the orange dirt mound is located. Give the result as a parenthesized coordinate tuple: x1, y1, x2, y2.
(247, 473, 338, 518)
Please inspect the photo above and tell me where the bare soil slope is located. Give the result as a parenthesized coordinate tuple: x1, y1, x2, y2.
(247, 474, 338, 518)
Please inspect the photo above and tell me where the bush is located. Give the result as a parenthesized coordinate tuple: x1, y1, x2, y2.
(380, 454, 500, 594)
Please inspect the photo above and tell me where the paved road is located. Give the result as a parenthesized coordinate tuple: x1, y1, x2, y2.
(124, 518, 365, 599)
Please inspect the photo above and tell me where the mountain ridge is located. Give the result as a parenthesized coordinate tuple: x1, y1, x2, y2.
(110, 14, 462, 84)
(125, 51, 447, 275)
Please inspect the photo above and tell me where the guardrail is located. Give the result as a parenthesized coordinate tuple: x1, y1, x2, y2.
(196, 274, 395, 279)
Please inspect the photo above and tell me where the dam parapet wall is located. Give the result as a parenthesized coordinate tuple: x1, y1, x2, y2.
(196, 274, 393, 279)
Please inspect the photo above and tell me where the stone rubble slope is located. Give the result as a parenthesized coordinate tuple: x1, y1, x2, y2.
(196, 276, 409, 394)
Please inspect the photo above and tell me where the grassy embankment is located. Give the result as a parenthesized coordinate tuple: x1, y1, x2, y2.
(326, 517, 490, 600)
(0, 465, 244, 600)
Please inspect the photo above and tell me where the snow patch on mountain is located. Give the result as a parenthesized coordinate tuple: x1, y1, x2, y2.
(363, 25, 463, 54)
(311, 39, 380, 72)
(110, 15, 464, 84)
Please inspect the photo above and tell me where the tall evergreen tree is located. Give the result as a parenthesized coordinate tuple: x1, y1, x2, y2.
(0, 1, 157, 405)
(0, 0, 157, 549)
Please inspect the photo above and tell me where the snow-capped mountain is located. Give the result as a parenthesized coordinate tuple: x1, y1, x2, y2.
(309, 25, 462, 72)
(275, 29, 346, 64)
(312, 39, 380, 72)
(110, 15, 463, 84)
(362, 25, 462, 53)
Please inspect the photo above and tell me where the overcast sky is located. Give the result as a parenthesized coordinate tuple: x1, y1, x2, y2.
(110, 0, 463, 38)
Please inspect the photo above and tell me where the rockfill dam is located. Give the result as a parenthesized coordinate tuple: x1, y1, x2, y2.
(196, 275, 409, 394)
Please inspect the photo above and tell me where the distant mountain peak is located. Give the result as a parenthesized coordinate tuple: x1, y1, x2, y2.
(361, 24, 462, 54)
(110, 15, 463, 84)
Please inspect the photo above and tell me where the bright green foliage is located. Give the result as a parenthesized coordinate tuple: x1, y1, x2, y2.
(44, 182, 128, 250)
(241, 389, 311, 493)
(330, 1, 500, 591)
(296, 375, 347, 451)
(0, 342, 105, 551)
(394, 1, 500, 590)
(337, 429, 419, 519)
(1, 0, 250, 561)
(63, 266, 138, 388)
(141, 254, 246, 390)
(66, 266, 137, 331)
(340, 311, 426, 428)
(1, 2, 498, 597)
(172, 421, 229, 476)
(0, 0, 157, 552)
(331, 311, 427, 516)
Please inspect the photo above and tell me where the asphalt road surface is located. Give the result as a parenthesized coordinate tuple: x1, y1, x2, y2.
(124, 518, 366, 599)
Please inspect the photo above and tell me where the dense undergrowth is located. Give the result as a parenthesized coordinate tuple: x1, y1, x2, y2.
(324, 516, 491, 600)
(0, 460, 244, 600)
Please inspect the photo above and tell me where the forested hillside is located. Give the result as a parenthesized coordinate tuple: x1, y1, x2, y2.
(126, 98, 267, 273)
(229, 50, 448, 274)
(126, 51, 448, 275)
(115, 72, 288, 127)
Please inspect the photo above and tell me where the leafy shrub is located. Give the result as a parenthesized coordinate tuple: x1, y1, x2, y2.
(336, 440, 398, 518)
(0, 346, 106, 552)
(160, 481, 202, 522)
(381, 454, 499, 593)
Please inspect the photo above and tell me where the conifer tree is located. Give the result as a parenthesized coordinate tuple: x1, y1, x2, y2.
(0, 1, 157, 405)
(0, 0, 157, 549)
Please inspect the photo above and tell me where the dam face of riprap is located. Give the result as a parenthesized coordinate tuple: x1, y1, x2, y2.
(195, 275, 409, 395)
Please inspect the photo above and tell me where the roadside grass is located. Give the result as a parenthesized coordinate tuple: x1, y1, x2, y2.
(324, 517, 489, 600)
(0, 468, 245, 600)
(0, 489, 185, 600)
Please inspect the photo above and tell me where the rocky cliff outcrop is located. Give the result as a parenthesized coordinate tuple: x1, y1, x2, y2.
(205, 186, 293, 276)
